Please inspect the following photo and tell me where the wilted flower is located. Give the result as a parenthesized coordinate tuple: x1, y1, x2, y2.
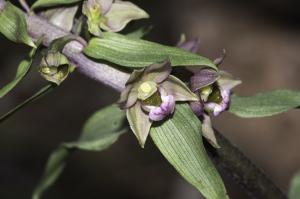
(118, 60, 198, 147)
(82, 0, 149, 36)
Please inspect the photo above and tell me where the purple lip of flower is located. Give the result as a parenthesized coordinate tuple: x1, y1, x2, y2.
(147, 95, 175, 122)
(205, 88, 231, 116)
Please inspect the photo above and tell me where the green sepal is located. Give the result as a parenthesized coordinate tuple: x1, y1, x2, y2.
(126, 101, 152, 148)
(161, 75, 199, 102)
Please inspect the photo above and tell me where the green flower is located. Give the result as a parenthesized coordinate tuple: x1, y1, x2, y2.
(118, 60, 198, 147)
(82, 0, 149, 36)
(39, 52, 71, 85)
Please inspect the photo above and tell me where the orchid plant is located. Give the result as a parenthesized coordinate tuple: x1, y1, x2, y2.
(0, 0, 299, 199)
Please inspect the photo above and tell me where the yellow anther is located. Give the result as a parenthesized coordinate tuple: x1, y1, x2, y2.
(201, 86, 212, 96)
(137, 81, 158, 100)
(140, 82, 152, 94)
(41, 67, 51, 74)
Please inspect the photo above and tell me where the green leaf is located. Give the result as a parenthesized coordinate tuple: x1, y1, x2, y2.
(32, 147, 69, 199)
(289, 171, 300, 199)
(0, 45, 39, 98)
(0, 2, 35, 47)
(31, 0, 81, 9)
(84, 32, 217, 70)
(229, 90, 300, 118)
(0, 84, 55, 123)
(150, 104, 228, 199)
(65, 104, 128, 151)
(32, 105, 128, 199)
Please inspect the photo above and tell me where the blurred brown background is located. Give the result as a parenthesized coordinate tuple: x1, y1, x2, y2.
(0, 0, 300, 198)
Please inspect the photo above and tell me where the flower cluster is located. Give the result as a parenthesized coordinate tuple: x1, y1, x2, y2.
(118, 60, 198, 147)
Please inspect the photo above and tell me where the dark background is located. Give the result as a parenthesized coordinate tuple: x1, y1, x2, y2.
(0, 0, 300, 198)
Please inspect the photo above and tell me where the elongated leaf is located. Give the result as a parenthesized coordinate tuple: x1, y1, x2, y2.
(32, 105, 128, 199)
(65, 104, 128, 151)
(32, 0, 81, 9)
(0, 50, 35, 98)
(32, 147, 69, 199)
(0, 2, 35, 47)
(0, 84, 55, 123)
(84, 32, 217, 70)
(289, 171, 300, 199)
(229, 90, 300, 118)
(150, 104, 228, 199)
(0, 39, 42, 98)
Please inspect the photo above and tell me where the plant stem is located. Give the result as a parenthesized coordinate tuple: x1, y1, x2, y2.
(212, 130, 287, 199)
(0, 0, 287, 198)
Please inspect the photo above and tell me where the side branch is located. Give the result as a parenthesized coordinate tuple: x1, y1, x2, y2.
(0, 0, 286, 198)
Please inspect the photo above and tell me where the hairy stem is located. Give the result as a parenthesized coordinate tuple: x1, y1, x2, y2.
(0, 0, 286, 198)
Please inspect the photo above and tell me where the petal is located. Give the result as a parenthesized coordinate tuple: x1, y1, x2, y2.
(202, 114, 220, 148)
(205, 99, 228, 116)
(125, 68, 144, 85)
(149, 95, 175, 121)
(118, 84, 138, 108)
(213, 49, 226, 66)
(40, 6, 78, 32)
(190, 101, 204, 117)
(143, 59, 172, 83)
(161, 75, 198, 102)
(177, 38, 200, 54)
(97, 0, 113, 14)
(82, 0, 102, 36)
(101, 0, 149, 32)
(126, 102, 152, 148)
(218, 70, 242, 91)
(190, 68, 219, 92)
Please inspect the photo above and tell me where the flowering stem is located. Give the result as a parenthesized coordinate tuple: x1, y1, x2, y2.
(0, 0, 287, 198)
